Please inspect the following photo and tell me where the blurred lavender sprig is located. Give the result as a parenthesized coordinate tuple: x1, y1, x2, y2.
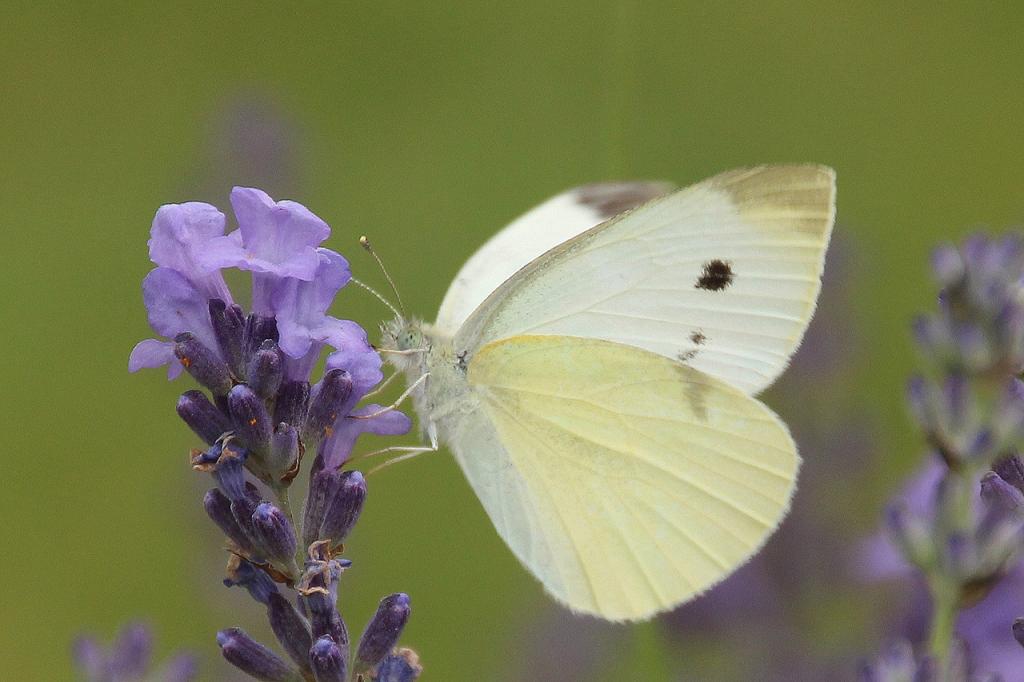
(128, 188, 420, 681)
(72, 622, 197, 682)
(867, 234, 1024, 680)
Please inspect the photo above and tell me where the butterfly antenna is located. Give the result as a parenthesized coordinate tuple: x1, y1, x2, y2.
(360, 235, 406, 317)
(350, 276, 403, 320)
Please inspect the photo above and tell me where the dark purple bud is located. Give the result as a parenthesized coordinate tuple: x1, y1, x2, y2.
(303, 469, 340, 549)
(267, 592, 313, 673)
(177, 390, 231, 445)
(301, 589, 349, 662)
(224, 556, 280, 605)
(206, 440, 248, 499)
(210, 299, 246, 379)
(204, 488, 256, 553)
(275, 380, 310, 427)
(174, 332, 233, 396)
(994, 454, 1024, 495)
(216, 628, 297, 682)
(252, 502, 298, 572)
(230, 495, 262, 555)
(981, 471, 1024, 516)
(320, 471, 367, 548)
(1014, 618, 1024, 649)
(931, 244, 965, 288)
(309, 635, 347, 682)
(304, 370, 354, 444)
(229, 384, 272, 455)
(375, 648, 423, 682)
(267, 424, 300, 481)
(249, 340, 284, 400)
(355, 593, 411, 672)
(108, 622, 153, 678)
(244, 313, 280, 366)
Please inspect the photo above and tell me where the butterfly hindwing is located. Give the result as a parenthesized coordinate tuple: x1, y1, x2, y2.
(455, 334, 799, 621)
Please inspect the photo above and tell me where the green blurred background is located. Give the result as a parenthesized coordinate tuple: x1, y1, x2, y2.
(3, 2, 1024, 680)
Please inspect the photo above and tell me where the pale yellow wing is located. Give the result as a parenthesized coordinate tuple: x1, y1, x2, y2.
(454, 165, 835, 396)
(453, 334, 799, 621)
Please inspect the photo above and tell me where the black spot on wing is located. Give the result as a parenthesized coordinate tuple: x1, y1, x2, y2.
(695, 260, 734, 291)
(690, 330, 707, 345)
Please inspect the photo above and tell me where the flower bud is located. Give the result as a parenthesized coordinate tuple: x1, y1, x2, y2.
(252, 502, 298, 574)
(216, 628, 297, 682)
(192, 441, 250, 502)
(108, 622, 152, 679)
(375, 648, 423, 682)
(267, 592, 313, 674)
(320, 471, 367, 548)
(355, 593, 411, 673)
(275, 381, 310, 427)
(176, 390, 231, 445)
(249, 340, 284, 400)
(243, 313, 279, 367)
(230, 495, 262, 557)
(304, 370, 353, 445)
(224, 555, 279, 605)
(209, 298, 246, 379)
(309, 635, 347, 682)
(229, 384, 272, 456)
(267, 424, 300, 483)
(204, 488, 256, 554)
(174, 332, 232, 396)
(884, 502, 934, 569)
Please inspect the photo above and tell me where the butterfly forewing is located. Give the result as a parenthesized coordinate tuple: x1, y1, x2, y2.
(453, 165, 835, 395)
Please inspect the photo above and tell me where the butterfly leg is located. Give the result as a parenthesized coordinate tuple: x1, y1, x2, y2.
(352, 425, 440, 475)
(350, 372, 430, 420)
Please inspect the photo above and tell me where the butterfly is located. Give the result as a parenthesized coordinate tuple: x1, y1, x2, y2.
(373, 165, 835, 621)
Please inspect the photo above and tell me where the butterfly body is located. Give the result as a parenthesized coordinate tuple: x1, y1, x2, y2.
(376, 166, 836, 621)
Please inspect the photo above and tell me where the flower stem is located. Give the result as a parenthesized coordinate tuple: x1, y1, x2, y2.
(927, 575, 958, 672)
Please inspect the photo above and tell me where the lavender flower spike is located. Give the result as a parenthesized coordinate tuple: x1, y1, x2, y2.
(199, 187, 331, 313)
(72, 622, 198, 682)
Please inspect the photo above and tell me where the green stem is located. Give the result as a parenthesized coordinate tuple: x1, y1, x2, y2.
(927, 575, 958, 673)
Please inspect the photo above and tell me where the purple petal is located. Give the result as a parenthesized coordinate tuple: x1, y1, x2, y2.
(148, 202, 233, 302)
(321, 405, 412, 469)
(141, 268, 219, 356)
(325, 337, 383, 400)
(273, 249, 352, 358)
(229, 187, 329, 276)
(129, 339, 176, 372)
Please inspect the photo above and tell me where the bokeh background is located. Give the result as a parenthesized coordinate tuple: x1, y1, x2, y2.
(4, 3, 1024, 680)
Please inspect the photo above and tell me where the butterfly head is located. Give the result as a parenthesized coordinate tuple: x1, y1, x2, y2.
(378, 316, 430, 374)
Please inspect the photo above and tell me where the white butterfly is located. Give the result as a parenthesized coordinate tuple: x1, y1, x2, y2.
(374, 165, 835, 621)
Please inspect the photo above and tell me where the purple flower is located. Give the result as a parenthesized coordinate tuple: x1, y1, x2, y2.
(128, 268, 220, 378)
(129, 187, 420, 681)
(199, 187, 332, 313)
(148, 201, 233, 303)
(320, 405, 411, 470)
